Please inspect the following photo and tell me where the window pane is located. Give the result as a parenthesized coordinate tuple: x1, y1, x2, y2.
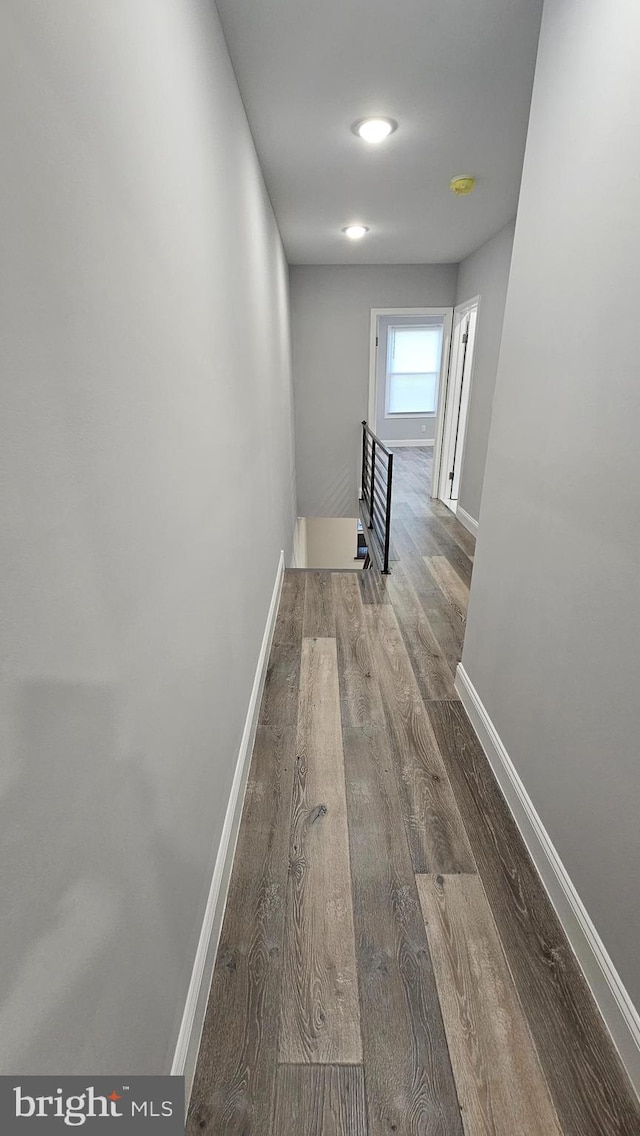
(390, 326, 442, 374)
(388, 373, 438, 414)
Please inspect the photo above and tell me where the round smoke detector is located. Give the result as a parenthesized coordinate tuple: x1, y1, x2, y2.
(450, 175, 476, 196)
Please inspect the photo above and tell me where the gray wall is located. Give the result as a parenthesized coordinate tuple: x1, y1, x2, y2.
(463, 0, 640, 1008)
(455, 220, 515, 522)
(290, 265, 457, 516)
(0, 0, 295, 1074)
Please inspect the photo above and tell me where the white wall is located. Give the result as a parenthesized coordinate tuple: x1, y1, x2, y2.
(455, 220, 515, 523)
(0, 0, 295, 1074)
(463, 0, 640, 1014)
(290, 265, 457, 516)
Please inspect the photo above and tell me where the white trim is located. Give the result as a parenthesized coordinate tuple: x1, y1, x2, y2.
(383, 438, 435, 448)
(455, 663, 640, 1094)
(431, 324, 452, 502)
(171, 551, 286, 1104)
(435, 296, 480, 506)
(456, 505, 479, 535)
(368, 307, 453, 442)
(384, 412, 437, 420)
(453, 294, 482, 317)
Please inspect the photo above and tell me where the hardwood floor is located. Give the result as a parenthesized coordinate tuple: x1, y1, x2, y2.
(279, 637, 361, 1064)
(416, 873, 562, 1136)
(187, 447, 640, 1135)
(273, 1065, 367, 1136)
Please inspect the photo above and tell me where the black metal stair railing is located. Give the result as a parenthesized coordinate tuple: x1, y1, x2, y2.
(360, 420, 394, 573)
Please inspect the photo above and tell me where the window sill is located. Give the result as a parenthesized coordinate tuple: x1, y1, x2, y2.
(384, 412, 437, 420)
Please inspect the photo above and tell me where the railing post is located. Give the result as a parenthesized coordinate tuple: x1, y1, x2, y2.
(369, 438, 376, 528)
(383, 451, 394, 573)
(361, 420, 367, 502)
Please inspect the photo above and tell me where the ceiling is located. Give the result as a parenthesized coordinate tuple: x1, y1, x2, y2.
(215, 0, 543, 265)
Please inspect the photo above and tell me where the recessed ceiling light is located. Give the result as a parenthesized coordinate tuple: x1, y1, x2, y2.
(343, 225, 369, 240)
(352, 117, 397, 144)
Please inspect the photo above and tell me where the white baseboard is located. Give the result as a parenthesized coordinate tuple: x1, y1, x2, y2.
(455, 663, 640, 1094)
(456, 505, 479, 536)
(383, 438, 434, 448)
(171, 551, 286, 1103)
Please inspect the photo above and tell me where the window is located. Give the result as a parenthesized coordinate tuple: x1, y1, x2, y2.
(386, 324, 442, 415)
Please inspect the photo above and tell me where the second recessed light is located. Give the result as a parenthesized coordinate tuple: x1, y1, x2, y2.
(352, 117, 397, 144)
(343, 225, 369, 240)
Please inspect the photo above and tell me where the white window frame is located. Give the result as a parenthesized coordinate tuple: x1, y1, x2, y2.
(384, 324, 441, 418)
(367, 309, 453, 479)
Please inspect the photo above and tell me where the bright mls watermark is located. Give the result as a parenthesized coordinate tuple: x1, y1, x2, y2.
(0, 1077, 184, 1132)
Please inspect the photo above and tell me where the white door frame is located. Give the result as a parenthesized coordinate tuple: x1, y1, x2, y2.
(433, 295, 480, 509)
(368, 308, 453, 465)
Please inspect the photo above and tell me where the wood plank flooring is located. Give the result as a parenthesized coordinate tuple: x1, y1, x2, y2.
(279, 637, 361, 1064)
(416, 873, 562, 1136)
(188, 447, 640, 1136)
(343, 724, 463, 1135)
(188, 726, 295, 1135)
(273, 1065, 367, 1136)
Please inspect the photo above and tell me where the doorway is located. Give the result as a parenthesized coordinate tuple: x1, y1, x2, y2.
(368, 308, 453, 448)
(433, 297, 479, 514)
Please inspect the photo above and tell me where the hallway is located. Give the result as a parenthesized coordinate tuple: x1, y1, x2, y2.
(187, 449, 639, 1135)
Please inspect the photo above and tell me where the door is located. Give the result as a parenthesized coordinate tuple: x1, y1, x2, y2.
(437, 300, 478, 512)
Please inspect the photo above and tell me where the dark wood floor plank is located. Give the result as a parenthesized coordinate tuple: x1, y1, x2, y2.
(413, 495, 453, 519)
(187, 727, 296, 1136)
(427, 700, 640, 1136)
(273, 1065, 367, 1136)
(273, 570, 306, 645)
(386, 516, 420, 561)
(386, 565, 458, 700)
(394, 602, 459, 700)
(364, 604, 476, 874)
(358, 569, 391, 605)
(333, 573, 385, 728)
(429, 498, 454, 518)
(425, 555, 468, 628)
(259, 640, 300, 725)
(406, 516, 473, 589)
(429, 524, 473, 589)
(303, 570, 336, 637)
(389, 448, 473, 558)
(433, 512, 476, 558)
(421, 605, 465, 679)
(344, 725, 464, 1136)
(395, 493, 473, 587)
(416, 873, 562, 1136)
(391, 500, 419, 526)
(279, 637, 362, 1063)
(392, 547, 465, 675)
(392, 513, 441, 559)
